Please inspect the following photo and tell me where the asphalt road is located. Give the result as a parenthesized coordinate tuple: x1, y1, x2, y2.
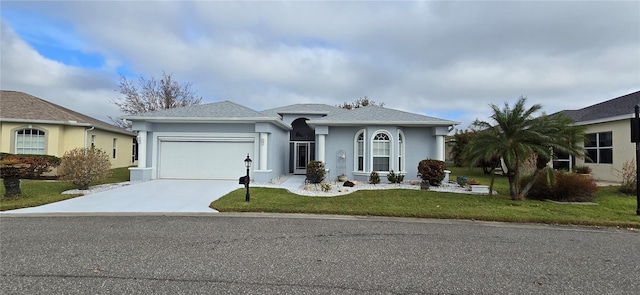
(1, 213, 638, 294)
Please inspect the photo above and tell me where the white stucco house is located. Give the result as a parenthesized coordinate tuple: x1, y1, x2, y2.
(123, 101, 459, 183)
(555, 90, 640, 182)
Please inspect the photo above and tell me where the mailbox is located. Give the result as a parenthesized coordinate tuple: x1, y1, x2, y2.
(239, 176, 248, 185)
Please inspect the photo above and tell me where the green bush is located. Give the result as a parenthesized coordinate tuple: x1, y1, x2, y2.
(521, 169, 597, 202)
(305, 160, 325, 184)
(58, 148, 111, 190)
(387, 170, 404, 184)
(369, 171, 380, 184)
(418, 159, 446, 186)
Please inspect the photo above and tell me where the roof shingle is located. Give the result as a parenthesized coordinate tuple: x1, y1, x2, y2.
(0, 90, 134, 135)
(556, 90, 640, 123)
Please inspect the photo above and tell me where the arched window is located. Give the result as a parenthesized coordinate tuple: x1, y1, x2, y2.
(354, 130, 366, 172)
(15, 128, 46, 154)
(372, 132, 391, 171)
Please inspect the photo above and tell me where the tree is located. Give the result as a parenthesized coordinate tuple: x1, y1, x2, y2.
(110, 71, 202, 128)
(462, 97, 586, 201)
(58, 148, 111, 190)
(337, 96, 385, 110)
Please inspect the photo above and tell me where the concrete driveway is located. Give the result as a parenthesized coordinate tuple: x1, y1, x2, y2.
(4, 180, 242, 213)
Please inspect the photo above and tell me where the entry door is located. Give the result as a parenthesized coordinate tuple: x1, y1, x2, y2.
(294, 142, 310, 174)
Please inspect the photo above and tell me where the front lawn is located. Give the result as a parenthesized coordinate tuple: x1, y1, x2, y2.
(211, 167, 640, 228)
(0, 166, 130, 211)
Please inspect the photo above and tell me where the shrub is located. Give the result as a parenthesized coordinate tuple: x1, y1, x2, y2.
(418, 159, 446, 186)
(0, 154, 61, 179)
(520, 169, 597, 202)
(387, 170, 404, 184)
(574, 165, 592, 174)
(2, 154, 60, 179)
(618, 160, 636, 195)
(305, 160, 325, 184)
(369, 171, 380, 184)
(58, 148, 111, 190)
(553, 172, 598, 202)
(520, 168, 555, 201)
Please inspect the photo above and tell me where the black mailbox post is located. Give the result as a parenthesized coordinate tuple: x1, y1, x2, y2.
(632, 106, 640, 215)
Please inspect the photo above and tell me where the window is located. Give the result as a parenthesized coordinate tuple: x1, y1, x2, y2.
(372, 132, 390, 171)
(15, 128, 46, 154)
(112, 138, 117, 159)
(398, 131, 405, 171)
(91, 135, 96, 149)
(354, 130, 365, 171)
(585, 132, 612, 164)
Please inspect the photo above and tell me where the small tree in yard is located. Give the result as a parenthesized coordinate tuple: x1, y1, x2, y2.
(463, 97, 586, 201)
(58, 148, 111, 190)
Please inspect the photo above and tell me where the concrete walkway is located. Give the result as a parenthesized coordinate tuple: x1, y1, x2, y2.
(5, 180, 245, 214)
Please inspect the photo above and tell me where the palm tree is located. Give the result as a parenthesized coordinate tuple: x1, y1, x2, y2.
(463, 97, 586, 200)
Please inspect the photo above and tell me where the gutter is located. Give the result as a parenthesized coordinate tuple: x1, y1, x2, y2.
(84, 126, 95, 148)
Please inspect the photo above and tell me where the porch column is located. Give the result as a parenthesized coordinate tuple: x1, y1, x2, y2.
(137, 131, 147, 168)
(317, 134, 326, 163)
(435, 135, 445, 162)
(259, 132, 268, 170)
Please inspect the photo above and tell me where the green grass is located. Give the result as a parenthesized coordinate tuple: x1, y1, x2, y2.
(0, 166, 131, 211)
(211, 167, 640, 228)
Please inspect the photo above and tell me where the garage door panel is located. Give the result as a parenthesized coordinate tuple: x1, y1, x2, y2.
(159, 141, 253, 179)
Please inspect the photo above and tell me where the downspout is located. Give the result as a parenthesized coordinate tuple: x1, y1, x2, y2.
(84, 126, 95, 148)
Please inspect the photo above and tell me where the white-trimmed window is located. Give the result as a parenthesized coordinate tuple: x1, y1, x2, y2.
(585, 132, 612, 164)
(15, 128, 46, 154)
(398, 130, 405, 171)
(354, 130, 366, 171)
(91, 135, 96, 149)
(372, 132, 391, 171)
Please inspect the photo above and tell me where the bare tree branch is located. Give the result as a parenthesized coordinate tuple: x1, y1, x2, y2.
(337, 96, 385, 110)
(110, 71, 202, 129)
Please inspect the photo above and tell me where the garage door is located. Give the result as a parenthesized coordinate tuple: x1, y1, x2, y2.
(158, 140, 254, 179)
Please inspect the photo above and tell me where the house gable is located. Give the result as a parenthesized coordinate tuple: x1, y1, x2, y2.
(0, 90, 136, 168)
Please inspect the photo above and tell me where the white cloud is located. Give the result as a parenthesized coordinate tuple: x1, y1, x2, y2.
(1, 1, 638, 129)
(0, 21, 121, 122)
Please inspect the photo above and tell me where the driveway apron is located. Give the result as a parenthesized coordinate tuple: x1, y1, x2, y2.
(5, 180, 241, 213)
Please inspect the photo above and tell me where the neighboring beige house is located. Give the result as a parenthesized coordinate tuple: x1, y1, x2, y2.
(0, 90, 136, 168)
(556, 90, 640, 182)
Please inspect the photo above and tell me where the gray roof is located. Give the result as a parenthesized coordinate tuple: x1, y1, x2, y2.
(307, 105, 459, 126)
(124, 100, 268, 119)
(0, 90, 134, 136)
(556, 90, 640, 123)
(261, 103, 347, 118)
(122, 100, 291, 129)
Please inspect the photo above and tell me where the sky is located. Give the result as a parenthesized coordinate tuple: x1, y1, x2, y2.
(1, 1, 639, 130)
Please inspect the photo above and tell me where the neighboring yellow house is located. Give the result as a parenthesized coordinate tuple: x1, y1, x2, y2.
(556, 90, 640, 182)
(0, 90, 136, 168)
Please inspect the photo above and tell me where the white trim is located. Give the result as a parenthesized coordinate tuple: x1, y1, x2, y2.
(353, 129, 366, 172)
(574, 114, 634, 126)
(397, 129, 405, 172)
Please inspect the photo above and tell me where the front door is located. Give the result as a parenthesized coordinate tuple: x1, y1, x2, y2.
(294, 142, 310, 174)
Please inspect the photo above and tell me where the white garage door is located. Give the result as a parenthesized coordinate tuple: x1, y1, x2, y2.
(159, 140, 254, 179)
